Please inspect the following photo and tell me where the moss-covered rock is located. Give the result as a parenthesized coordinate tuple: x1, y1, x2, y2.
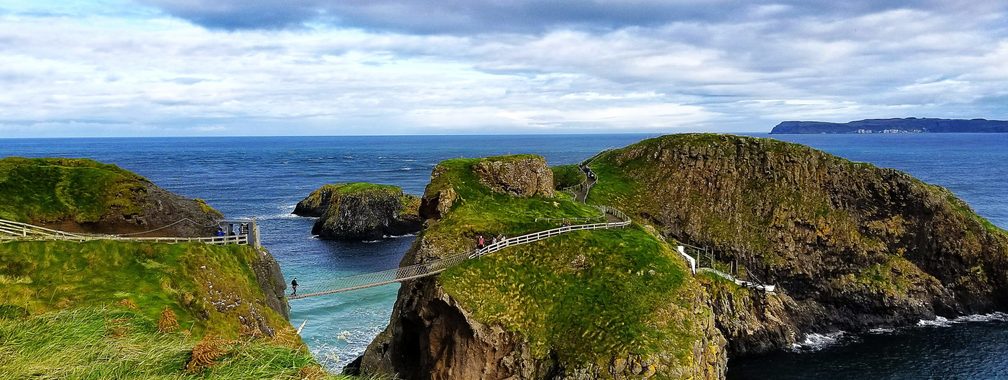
(0, 157, 222, 237)
(472, 155, 555, 198)
(294, 183, 422, 241)
(588, 133, 1008, 355)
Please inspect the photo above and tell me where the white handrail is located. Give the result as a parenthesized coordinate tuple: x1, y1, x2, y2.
(290, 205, 632, 299)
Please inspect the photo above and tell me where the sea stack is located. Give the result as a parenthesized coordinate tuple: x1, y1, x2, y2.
(294, 183, 422, 240)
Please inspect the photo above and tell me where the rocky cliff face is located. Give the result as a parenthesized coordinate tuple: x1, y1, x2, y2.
(472, 155, 554, 198)
(589, 134, 1008, 355)
(294, 183, 422, 241)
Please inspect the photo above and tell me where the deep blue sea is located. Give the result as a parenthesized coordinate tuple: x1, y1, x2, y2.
(2, 133, 1006, 378)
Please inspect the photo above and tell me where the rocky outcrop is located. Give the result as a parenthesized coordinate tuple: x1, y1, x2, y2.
(595, 133, 1008, 355)
(472, 155, 554, 197)
(350, 155, 727, 379)
(294, 183, 422, 241)
(0, 157, 222, 237)
(250, 247, 290, 320)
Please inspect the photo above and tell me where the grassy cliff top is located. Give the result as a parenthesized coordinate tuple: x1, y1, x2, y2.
(587, 133, 1008, 307)
(0, 240, 341, 378)
(0, 157, 151, 223)
(421, 156, 599, 253)
(297, 182, 419, 218)
(423, 155, 711, 370)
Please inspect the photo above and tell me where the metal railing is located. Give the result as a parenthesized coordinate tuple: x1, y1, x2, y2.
(289, 206, 632, 300)
(0, 218, 256, 247)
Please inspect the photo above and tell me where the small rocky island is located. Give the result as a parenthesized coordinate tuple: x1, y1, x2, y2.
(771, 117, 1008, 134)
(294, 182, 422, 240)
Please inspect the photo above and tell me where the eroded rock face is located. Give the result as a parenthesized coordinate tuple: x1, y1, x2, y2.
(473, 156, 555, 198)
(295, 184, 422, 241)
(599, 134, 1008, 355)
(250, 247, 290, 320)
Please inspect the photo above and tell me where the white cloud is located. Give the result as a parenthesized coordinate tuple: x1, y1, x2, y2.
(0, 1, 1006, 136)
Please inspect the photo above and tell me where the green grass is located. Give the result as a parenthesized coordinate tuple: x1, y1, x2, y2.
(550, 165, 586, 189)
(300, 183, 418, 215)
(423, 155, 707, 370)
(441, 226, 702, 368)
(0, 157, 152, 223)
(421, 157, 602, 254)
(0, 240, 286, 339)
(0, 306, 346, 379)
(0, 239, 352, 378)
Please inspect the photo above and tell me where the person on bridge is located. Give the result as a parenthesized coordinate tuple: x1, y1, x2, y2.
(291, 277, 298, 296)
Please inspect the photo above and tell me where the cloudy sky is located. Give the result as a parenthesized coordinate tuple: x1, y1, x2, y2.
(1, 0, 1006, 137)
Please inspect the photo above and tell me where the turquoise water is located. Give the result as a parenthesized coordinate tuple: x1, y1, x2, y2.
(2, 133, 1006, 377)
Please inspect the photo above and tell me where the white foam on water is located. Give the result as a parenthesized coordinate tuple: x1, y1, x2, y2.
(918, 312, 1008, 327)
(917, 316, 952, 327)
(955, 312, 1008, 323)
(384, 233, 416, 239)
(869, 327, 895, 334)
(790, 331, 848, 352)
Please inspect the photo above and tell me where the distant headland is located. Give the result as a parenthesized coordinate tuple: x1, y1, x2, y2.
(770, 117, 1008, 134)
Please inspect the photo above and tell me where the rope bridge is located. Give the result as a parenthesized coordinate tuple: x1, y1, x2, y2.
(0, 218, 260, 247)
(289, 205, 631, 299)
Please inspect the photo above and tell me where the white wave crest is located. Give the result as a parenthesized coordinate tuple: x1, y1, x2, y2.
(790, 331, 847, 352)
(917, 316, 952, 327)
(918, 312, 1008, 327)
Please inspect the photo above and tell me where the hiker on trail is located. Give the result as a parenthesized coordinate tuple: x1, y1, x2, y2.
(291, 278, 298, 296)
(478, 235, 485, 249)
(215, 227, 225, 237)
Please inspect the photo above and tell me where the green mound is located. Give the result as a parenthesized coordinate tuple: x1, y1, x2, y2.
(295, 182, 418, 218)
(420, 157, 600, 254)
(0, 157, 148, 222)
(426, 155, 714, 370)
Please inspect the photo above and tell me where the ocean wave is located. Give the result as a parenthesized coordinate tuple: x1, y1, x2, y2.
(869, 327, 895, 334)
(917, 316, 953, 327)
(790, 331, 849, 352)
(384, 233, 416, 239)
(259, 203, 303, 220)
(399, 167, 412, 171)
(918, 312, 1008, 327)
